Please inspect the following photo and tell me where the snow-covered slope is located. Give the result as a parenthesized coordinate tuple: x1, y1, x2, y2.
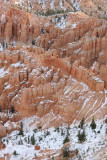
(0, 0, 106, 18)
(0, 118, 107, 159)
(0, 1, 106, 159)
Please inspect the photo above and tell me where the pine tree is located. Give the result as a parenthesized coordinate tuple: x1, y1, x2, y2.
(38, 126, 42, 130)
(34, 153, 37, 158)
(31, 134, 35, 145)
(61, 129, 64, 136)
(77, 130, 86, 143)
(56, 127, 59, 132)
(105, 118, 107, 124)
(13, 150, 18, 156)
(63, 135, 70, 144)
(28, 135, 30, 144)
(63, 147, 70, 157)
(79, 117, 85, 129)
(90, 117, 96, 130)
(67, 126, 70, 136)
(32, 40, 35, 45)
(51, 156, 54, 160)
(19, 122, 24, 136)
(10, 105, 15, 113)
(3, 41, 4, 48)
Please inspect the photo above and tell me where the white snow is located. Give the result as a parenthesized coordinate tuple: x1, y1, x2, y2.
(0, 117, 106, 160)
(59, 0, 66, 11)
(55, 16, 68, 29)
(0, 43, 3, 51)
(71, 22, 78, 29)
(11, 62, 25, 68)
(70, 0, 81, 11)
(1, 13, 5, 24)
(0, 67, 9, 78)
(92, 76, 104, 83)
(50, 0, 55, 10)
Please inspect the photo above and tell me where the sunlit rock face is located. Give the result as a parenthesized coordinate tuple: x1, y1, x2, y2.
(0, 0, 106, 160)
(0, 2, 106, 121)
(1, 0, 106, 18)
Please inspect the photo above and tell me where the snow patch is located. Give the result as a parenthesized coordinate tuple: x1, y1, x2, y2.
(0, 67, 9, 78)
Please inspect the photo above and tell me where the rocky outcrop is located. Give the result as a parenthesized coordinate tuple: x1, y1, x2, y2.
(0, 125, 6, 138)
(0, 2, 106, 160)
(0, 112, 21, 138)
(0, 6, 48, 43)
(3, 0, 107, 19)
(0, 17, 106, 118)
(71, 60, 105, 91)
(4, 121, 20, 134)
(11, 77, 66, 117)
(0, 1, 106, 136)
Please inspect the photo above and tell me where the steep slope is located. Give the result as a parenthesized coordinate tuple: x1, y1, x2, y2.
(0, 1, 106, 160)
(0, 117, 107, 159)
(0, 0, 107, 18)
(0, 4, 106, 123)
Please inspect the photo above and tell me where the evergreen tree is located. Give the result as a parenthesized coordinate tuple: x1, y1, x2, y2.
(63, 135, 70, 144)
(13, 150, 18, 156)
(19, 122, 24, 136)
(38, 126, 42, 130)
(105, 118, 107, 124)
(28, 135, 30, 144)
(63, 147, 70, 157)
(51, 156, 54, 160)
(61, 129, 64, 136)
(67, 126, 70, 136)
(31, 134, 35, 145)
(6, 43, 8, 49)
(55, 127, 59, 132)
(32, 40, 35, 45)
(10, 105, 15, 113)
(77, 130, 86, 143)
(3, 41, 5, 48)
(30, 3, 32, 8)
(90, 117, 96, 130)
(34, 153, 37, 158)
(79, 117, 85, 129)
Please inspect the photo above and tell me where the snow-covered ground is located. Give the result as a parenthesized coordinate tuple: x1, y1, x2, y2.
(0, 43, 3, 51)
(0, 117, 107, 160)
(54, 16, 68, 29)
(70, 0, 81, 11)
(0, 67, 9, 77)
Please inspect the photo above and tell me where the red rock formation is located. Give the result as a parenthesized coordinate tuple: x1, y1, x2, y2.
(2, 0, 106, 19)
(0, 125, 6, 138)
(35, 145, 40, 150)
(0, 0, 106, 139)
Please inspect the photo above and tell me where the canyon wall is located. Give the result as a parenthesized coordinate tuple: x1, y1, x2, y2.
(0, 4, 106, 130)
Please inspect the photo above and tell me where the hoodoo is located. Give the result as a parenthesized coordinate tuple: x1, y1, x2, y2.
(0, 0, 107, 159)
